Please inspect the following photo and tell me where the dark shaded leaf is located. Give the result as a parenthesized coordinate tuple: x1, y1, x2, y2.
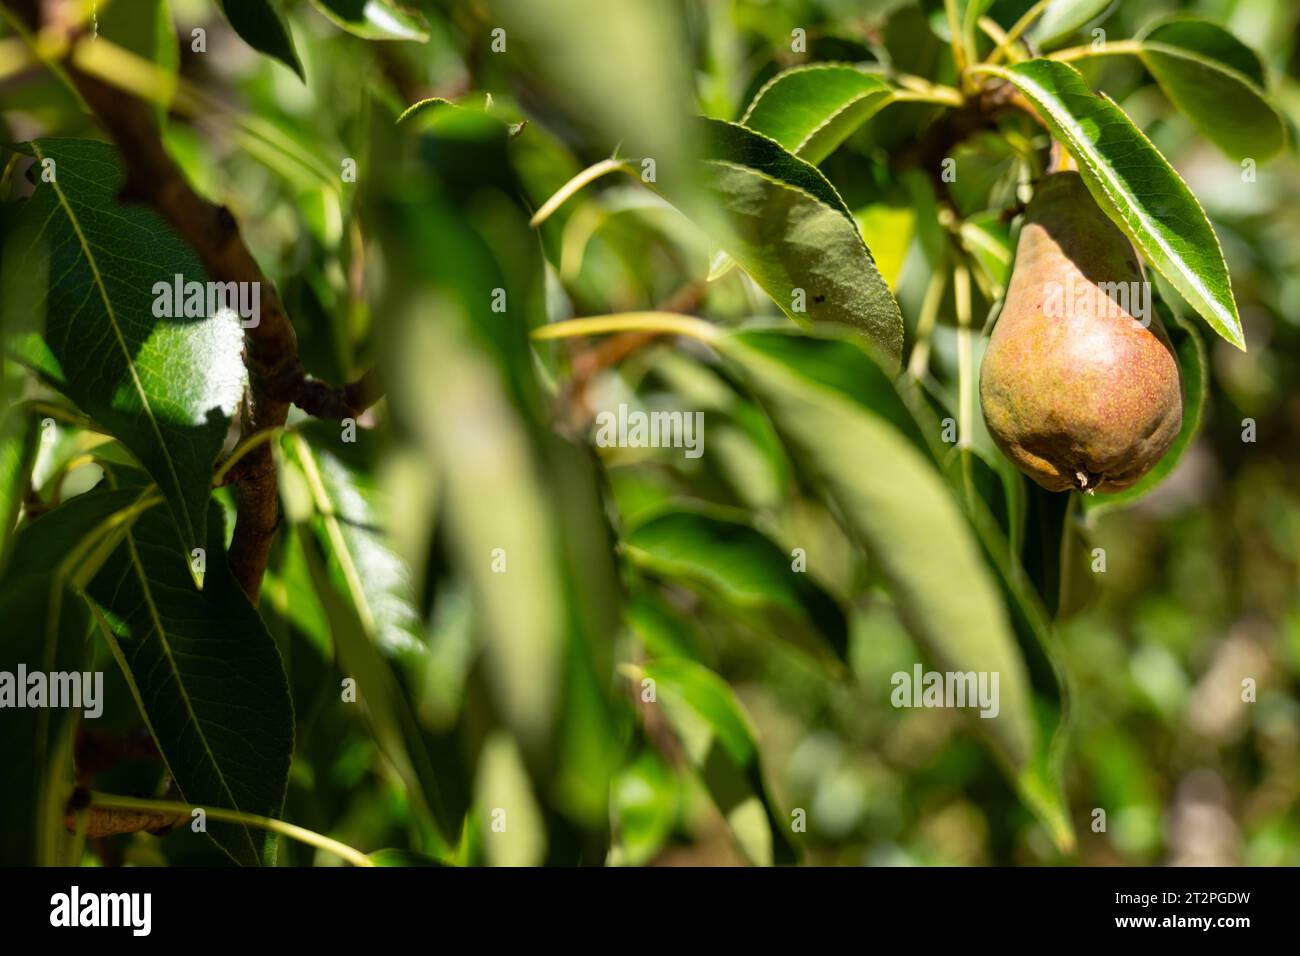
(86, 497, 294, 866)
(625, 506, 847, 662)
(217, 0, 304, 79)
(8, 139, 246, 561)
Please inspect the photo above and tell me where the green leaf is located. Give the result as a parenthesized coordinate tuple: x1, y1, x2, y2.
(287, 435, 458, 845)
(217, 0, 304, 79)
(1030, 0, 1116, 50)
(0, 577, 89, 865)
(983, 60, 1244, 350)
(309, 0, 430, 41)
(0, 485, 161, 865)
(612, 748, 679, 866)
(739, 65, 894, 165)
(1137, 17, 1285, 161)
(85, 495, 294, 866)
(391, 302, 567, 758)
(8, 139, 246, 562)
(624, 506, 847, 662)
(1083, 296, 1205, 516)
(0, 404, 38, 562)
(625, 589, 707, 663)
(959, 211, 1014, 296)
(474, 732, 547, 866)
(683, 118, 903, 369)
(1141, 16, 1266, 86)
(96, 0, 179, 119)
(287, 424, 424, 660)
(628, 658, 797, 866)
(713, 326, 1072, 848)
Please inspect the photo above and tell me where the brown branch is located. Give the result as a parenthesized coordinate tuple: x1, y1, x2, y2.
(54, 38, 377, 602)
(289, 368, 383, 420)
(64, 787, 182, 839)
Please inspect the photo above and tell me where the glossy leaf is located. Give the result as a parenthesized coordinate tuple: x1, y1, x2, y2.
(309, 0, 430, 41)
(217, 0, 304, 79)
(624, 506, 847, 661)
(739, 65, 894, 165)
(984, 60, 1244, 350)
(85, 495, 294, 866)
(1138, 17, 1285, 161)
(8, 139, 246, 561)
(629, 658, 796, 866)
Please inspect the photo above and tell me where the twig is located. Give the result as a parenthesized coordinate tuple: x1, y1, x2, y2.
(49, 36, 379, 601)
(66, 788, 375, 866)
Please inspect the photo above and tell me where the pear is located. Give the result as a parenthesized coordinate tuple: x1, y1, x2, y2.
(979, 171, 1182, 493)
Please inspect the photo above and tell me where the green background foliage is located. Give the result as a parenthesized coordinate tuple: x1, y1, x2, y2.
(1, 0, 1297, 867)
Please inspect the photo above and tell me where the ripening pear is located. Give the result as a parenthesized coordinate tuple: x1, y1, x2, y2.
(979, 171, 1182, 493)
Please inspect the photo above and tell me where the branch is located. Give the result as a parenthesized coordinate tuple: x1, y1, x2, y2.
(54, 38, 378, 602)
(289, 368, 382, 420)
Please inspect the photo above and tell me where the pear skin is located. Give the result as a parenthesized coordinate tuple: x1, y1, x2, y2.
(979, 172, 1182, 493)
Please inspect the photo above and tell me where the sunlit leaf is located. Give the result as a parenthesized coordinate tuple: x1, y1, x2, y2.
(983, 59, 1244, 349)
(8, 139, 246, 561)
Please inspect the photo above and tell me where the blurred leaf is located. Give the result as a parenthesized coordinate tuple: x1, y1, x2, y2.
(487, 0, 699, 199)
(713, 326, 1072, 848)
(84, 496, 294, 866)
(984, 60, 1244, 350)
(216, 0, 304, 79)
(95, 0, 179, 118)
(625, 589, 707, 663)
(309, 0, 430, 41)
(0, 486, 151, 865)
(7, 139, 246, 563)
(959, 211, 1013, 296)
(367, 848, 446, 865)
(612, 748, 678, 866)
(1030, 0, 1116, 50)
(474, 732, 547, 866)
(1137, 17, 1285, 161)
(1083, 297, 1206, 516)
(628, 658, 796, 866)
(391, 302, 565, 758)
(625, 506, 848, 662)
(0, 404, 37, 562)
(856, 203, 916, 290)
(739, 65, 894, 165)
